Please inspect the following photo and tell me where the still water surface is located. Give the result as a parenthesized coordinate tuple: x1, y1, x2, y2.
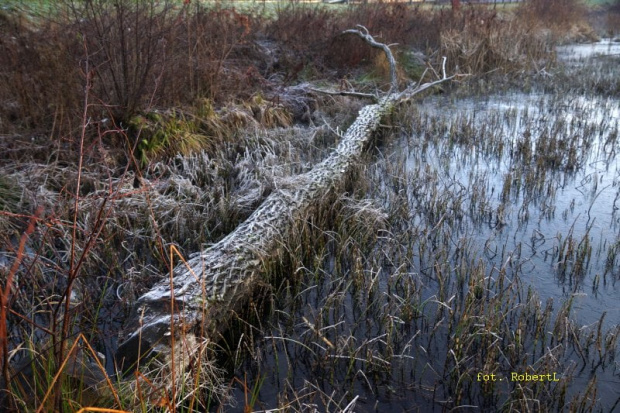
(406, 91, 620, 329)
(227, 42, 620, 411)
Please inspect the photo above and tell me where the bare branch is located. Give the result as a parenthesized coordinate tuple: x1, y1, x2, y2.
(442, 56, 447, 80)
(395, 57, 458, 102)
(342, 25, 398, 93)
(308, 87, 378, 103)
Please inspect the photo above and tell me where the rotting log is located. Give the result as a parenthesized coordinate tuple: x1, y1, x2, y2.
(115, 25, 455, 382)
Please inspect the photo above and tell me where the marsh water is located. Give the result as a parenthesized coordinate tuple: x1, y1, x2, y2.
(226, 41, 620, 411)
(406, 91, 620, 326)
(557, 38, 620, 62)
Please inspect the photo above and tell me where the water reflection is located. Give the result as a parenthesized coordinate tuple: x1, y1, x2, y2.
(405, 91, 620, 329)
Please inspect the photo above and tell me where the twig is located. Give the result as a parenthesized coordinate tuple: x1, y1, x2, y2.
(308, 87, 378, 102)
(394, 64, 456, 102)
(442, 56, 447, 80)
(342, 25, 399, 93)
(342, 395, 360, 413)
(1, 207, 43, 406)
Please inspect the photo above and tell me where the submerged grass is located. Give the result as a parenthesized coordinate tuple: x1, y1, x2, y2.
(222, 52, 620, 411)
(1, 0, 619, 411)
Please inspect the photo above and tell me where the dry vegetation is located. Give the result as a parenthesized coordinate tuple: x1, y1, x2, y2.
(0, 0, 619, 411)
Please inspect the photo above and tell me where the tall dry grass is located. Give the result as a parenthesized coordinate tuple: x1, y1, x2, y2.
(0, 1, 263, 153)
(518, 0, 597, 42)
(0, 1, 601, 410)
(266, 3, 564, 84)
(0, 1, 572, 151)
(440, 9, 556, 75)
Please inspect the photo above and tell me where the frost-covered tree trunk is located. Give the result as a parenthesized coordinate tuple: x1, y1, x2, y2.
(115, 25, 454, 387)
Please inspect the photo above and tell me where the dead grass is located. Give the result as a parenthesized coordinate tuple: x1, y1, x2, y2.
(440, 12, 556, 75)
(0, 1, 572, 153)
(0, 82, 358, 410)
(0, 0, 614, 411)
(518, 0, 599, 43)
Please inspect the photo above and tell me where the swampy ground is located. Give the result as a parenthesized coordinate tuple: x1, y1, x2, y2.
(1, 0, 620, 412)
(224, 39, 620, 412)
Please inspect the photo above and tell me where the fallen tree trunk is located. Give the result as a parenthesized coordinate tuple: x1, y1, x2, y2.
(115, 99, 391, 371)
(115, 25, 454, 388)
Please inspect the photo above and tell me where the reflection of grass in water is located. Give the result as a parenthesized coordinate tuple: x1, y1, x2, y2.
(224, 82, 620, 411)
(228, 170, 618, 410)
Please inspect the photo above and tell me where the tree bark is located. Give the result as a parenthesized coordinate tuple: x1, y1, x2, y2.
(115, 26, 454, 389)
(115, 98, 393, 372)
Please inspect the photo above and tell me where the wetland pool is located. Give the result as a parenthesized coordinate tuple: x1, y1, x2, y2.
(403, 90, 620, 329)
(225, 46, 620, 412)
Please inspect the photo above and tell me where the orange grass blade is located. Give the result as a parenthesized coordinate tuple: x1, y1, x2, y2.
(79, 334, 122, 408)
(35, 337, 82, 413)
(75, 408, 130, 413)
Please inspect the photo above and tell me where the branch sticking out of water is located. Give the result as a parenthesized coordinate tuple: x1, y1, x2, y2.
(312, 26, 459, 102)
(307, 87, 379, 103)
(343, 25, 399, 93)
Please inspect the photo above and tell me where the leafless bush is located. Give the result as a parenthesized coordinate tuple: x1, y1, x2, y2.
(0, 1, 261, 143)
